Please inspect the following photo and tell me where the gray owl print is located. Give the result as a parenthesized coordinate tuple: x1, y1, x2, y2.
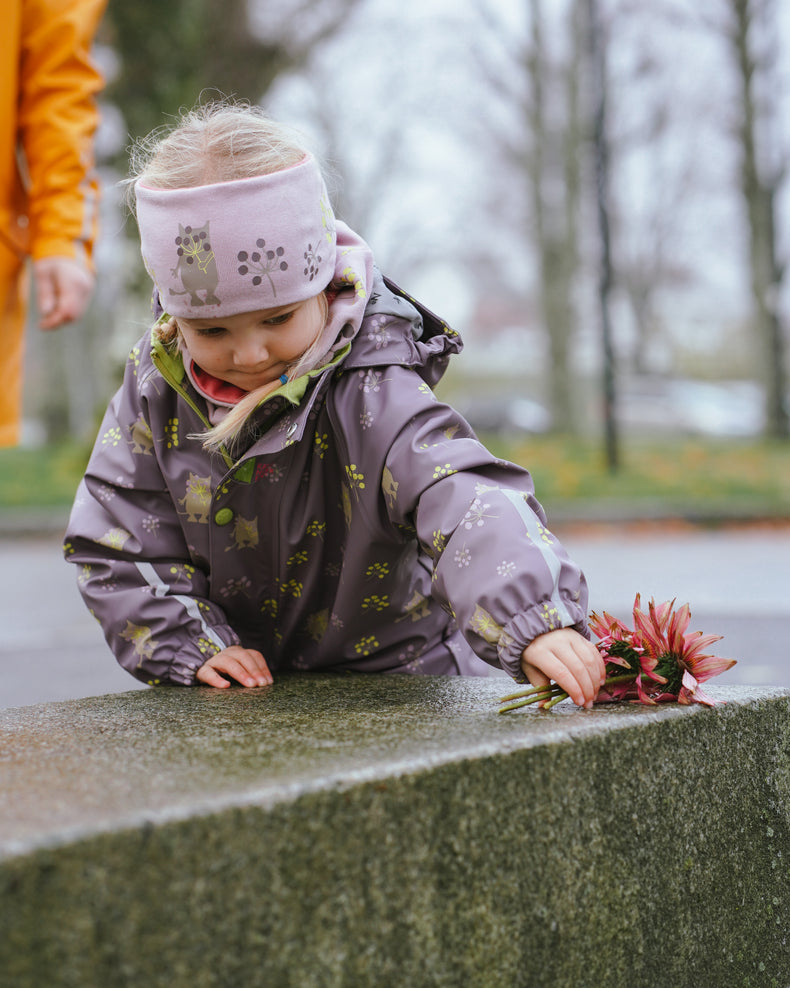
(170, 222, 221, 306)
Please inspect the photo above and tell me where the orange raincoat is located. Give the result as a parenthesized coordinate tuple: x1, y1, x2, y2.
(0, 0, 106, 446)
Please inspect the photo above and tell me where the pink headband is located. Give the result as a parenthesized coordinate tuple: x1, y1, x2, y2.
(135, 156, 337, 318)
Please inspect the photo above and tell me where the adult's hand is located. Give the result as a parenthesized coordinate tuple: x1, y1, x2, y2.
(33, 256, 95, 329)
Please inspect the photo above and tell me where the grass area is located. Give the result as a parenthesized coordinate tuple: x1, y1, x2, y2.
(474, 434, 790, 520)
(0, 441, 92, 508)
(0, 435, 788, 518)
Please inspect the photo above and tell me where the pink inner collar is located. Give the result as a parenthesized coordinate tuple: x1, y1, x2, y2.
(190, 362, 247, 405)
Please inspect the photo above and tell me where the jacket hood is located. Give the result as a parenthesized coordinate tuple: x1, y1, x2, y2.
(150, 267, 464, 409)
(341, 271, 463, 388)
(146, 264, 465, 464)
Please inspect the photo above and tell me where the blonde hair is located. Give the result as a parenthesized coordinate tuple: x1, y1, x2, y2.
(126, 99, 314, 204)
(129, 101, 332, 455)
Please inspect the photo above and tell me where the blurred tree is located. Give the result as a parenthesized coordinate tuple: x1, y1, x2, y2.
(724, 0, 788, 438)
(101, 0, 363, 145)
(632, 0, 789, 439)
(603, 14, 699, 378)
(527, 0, 585, 435)
(474, 0, 587, 434)
(262, 6, 476, 278)
(585, 0, 619, 470)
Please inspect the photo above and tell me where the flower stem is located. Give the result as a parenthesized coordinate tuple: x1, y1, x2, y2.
(499, 682, 563, 703)
(601, 673, 638, 688)
(542, 692, 570, 711)
(498, 672, 640, 714)
(499, 683, 566, 714)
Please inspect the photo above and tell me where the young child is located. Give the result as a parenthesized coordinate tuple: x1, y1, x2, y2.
(64, 102, 604, 708)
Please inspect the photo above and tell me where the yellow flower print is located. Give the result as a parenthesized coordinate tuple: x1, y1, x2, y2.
(314, 433, 330, 459)
(362, 594, 389, 612)
(433, 464, 457, 480)
(341, 265, 367, 299)
(306, 520, 326, 539)
(345, 464, 366, 491)
(169, 563, 196, 583)
(281, 579, 303, 598)
(354, 635, 379, 656)
(365, 562, 390, 580)
(261, 598, 278, 618)
(540, 602, 560, 630)
(197, 638, 221, 657)
(287, 550, 309, 567)
(431, 530, 447, 556)
(101, 426, 122, 448)
(165, 417, 179, 449)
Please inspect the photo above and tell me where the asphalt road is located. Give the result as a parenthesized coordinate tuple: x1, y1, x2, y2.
(1, 525, 788, 710)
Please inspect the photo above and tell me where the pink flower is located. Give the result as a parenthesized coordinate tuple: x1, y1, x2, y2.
(500, 593, 736, 714)
(590, 594, 736, 707)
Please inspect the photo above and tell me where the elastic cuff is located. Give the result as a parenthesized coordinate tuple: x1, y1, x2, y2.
(168, 625, 241, 685)
(496, 604, 589, 682)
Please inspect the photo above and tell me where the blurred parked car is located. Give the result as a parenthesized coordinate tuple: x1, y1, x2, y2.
(619, 378, 765, 438)
(454, 396, 552, 436)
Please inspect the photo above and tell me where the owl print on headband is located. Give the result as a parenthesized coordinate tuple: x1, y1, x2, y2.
(136, 155, 337, 318)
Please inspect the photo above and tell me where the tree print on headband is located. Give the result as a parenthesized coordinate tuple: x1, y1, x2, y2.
(237, 239, 288, 296)
(303, 243, 324, 281)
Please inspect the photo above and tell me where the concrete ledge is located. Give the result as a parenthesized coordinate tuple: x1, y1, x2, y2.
(1, 677, 789, 987)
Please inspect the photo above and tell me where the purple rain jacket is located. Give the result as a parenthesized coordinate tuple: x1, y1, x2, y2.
(64, 272, 590, 686)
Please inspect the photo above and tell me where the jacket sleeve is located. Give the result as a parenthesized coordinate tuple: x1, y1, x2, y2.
(63, 348, 240, 686)
(346, 365, 590, 681)
(18, 0, 106, 265)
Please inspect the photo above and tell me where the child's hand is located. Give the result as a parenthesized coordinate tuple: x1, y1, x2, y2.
(521, 628, 605, 709)
(196, 646, 273, 689)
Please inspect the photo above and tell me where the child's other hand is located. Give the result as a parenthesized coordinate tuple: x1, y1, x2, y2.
(196, 646, 273, 689)
(521, 628, 605, 709)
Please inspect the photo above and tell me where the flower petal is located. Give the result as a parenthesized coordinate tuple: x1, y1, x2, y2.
(666, 602, 691, 651)
(687, 653, 737, 681)
(683, 632, 724, 660)
(680, 668, 719, 706)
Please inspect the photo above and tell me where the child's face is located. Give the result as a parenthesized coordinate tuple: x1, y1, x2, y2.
(176, 295, 325, 391)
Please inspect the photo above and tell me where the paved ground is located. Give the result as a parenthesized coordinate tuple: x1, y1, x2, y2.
(1, 524, 788, 709)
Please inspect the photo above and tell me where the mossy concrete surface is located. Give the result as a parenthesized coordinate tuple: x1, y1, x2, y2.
(1, 677, 789, 987)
